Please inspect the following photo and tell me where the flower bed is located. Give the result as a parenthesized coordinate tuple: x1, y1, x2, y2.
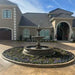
(2, 47, 74, 65)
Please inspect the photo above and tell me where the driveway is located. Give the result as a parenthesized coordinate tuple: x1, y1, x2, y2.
(0, 41, 75, 75)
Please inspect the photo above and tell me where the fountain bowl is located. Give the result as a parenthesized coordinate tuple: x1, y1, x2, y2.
(23, 46, 55, 56)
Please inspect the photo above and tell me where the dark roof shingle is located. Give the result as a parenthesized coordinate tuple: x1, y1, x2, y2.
(0, 0, 16, 5)
(49, 8, 73, 15)
(19, 16, 37, 27)
(55, 13, 74, 18)
(19, 13, 52, 28)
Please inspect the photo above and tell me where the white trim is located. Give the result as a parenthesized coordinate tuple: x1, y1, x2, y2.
(0, 27, 13, 40)
(56, 21, 73, 41)
(13, 8, 17, 40)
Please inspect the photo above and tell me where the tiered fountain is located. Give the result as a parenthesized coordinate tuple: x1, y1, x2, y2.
(23, 25, 54, 56)
(2, 25, 75, 68)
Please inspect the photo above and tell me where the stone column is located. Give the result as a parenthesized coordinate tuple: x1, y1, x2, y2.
(54, 28, 57, 41)
(69, 26, 73, 41)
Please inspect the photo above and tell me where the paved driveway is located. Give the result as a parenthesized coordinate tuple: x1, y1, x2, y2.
(0, 41, 75, 75)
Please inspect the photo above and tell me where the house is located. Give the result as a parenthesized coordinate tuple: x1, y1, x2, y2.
(0, 0, 75, 41)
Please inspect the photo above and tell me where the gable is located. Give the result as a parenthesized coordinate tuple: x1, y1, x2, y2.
(49, 8, 73, 15)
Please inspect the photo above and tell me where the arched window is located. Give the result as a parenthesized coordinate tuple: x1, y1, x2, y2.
(23, 29, 30, 38)
(40, 29, 50, 40)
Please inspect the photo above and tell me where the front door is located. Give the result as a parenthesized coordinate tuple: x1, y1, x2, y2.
(57, 22, 69, 40)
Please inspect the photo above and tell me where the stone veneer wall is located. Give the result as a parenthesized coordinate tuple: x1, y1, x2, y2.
(0, 5, 22, 40)
(0, 5, 15, 40)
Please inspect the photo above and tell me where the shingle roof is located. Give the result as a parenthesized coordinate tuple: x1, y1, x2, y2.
(19, 16, 37, 27)
(19, 8, 75, 28)
(49, 8, 73, 15)
(19, 13, 52, 28)
(54, 13, 74, 18)
(0, 0, 16, 6)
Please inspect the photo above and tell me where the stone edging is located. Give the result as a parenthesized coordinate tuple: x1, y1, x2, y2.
(2, 54, 75, 68)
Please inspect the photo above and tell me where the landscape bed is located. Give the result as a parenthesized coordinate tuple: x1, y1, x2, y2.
(2, 46, 75, 67)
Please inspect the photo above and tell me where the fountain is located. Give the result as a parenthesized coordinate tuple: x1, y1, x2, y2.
(2, 25, 75, 67)
(23, 25, 54, 56)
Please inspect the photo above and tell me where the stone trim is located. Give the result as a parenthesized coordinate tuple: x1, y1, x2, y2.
(50, 17, 74, 22)
(55, 21, 73, 41)
(13, 8, 16, 40)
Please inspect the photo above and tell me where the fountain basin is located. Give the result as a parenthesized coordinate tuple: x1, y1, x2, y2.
(26, 46, 49, 50)
(23, 46, 55, 56)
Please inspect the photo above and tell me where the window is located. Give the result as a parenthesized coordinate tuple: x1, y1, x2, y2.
(23, 29, 30, 38)
(3, 10, 12, 19)
(40, 29, 50, 40)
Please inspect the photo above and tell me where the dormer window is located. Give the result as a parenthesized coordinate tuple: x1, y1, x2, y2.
(3, 9, 12, 19)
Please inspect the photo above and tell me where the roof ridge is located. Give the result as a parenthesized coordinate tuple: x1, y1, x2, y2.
(49, 8, 60, 13)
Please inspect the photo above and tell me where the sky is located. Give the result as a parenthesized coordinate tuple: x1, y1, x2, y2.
(9, 0, 75, 15)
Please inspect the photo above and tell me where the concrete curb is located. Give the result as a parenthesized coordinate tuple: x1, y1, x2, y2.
(2, 54, 75, 68)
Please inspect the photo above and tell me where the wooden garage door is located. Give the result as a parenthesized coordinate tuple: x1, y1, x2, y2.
(0, 28, 11, 40)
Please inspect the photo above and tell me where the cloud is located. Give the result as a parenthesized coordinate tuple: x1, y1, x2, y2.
(72, 11, 75, 16)
(52, 0, 62, 8)
(47, 5, 54, 9)
(9, 0, 45, 13)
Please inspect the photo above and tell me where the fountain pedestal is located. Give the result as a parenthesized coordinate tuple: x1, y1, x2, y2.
(34, 36, 43, 49)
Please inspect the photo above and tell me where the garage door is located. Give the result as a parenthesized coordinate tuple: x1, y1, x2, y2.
(0, 28, 11, 40)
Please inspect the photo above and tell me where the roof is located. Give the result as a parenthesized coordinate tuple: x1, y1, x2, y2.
(19, 8, 75, 28)
(19, 16, 37, 27)
(19, 13, 52, 28)
(0, 0, 17, 6)
(54, 13, 74, 18)
(49, 8, 73, 15)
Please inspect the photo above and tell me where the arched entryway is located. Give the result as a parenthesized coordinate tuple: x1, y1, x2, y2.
(0, 28, 12, 40)
(57, 22, 69, 40)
